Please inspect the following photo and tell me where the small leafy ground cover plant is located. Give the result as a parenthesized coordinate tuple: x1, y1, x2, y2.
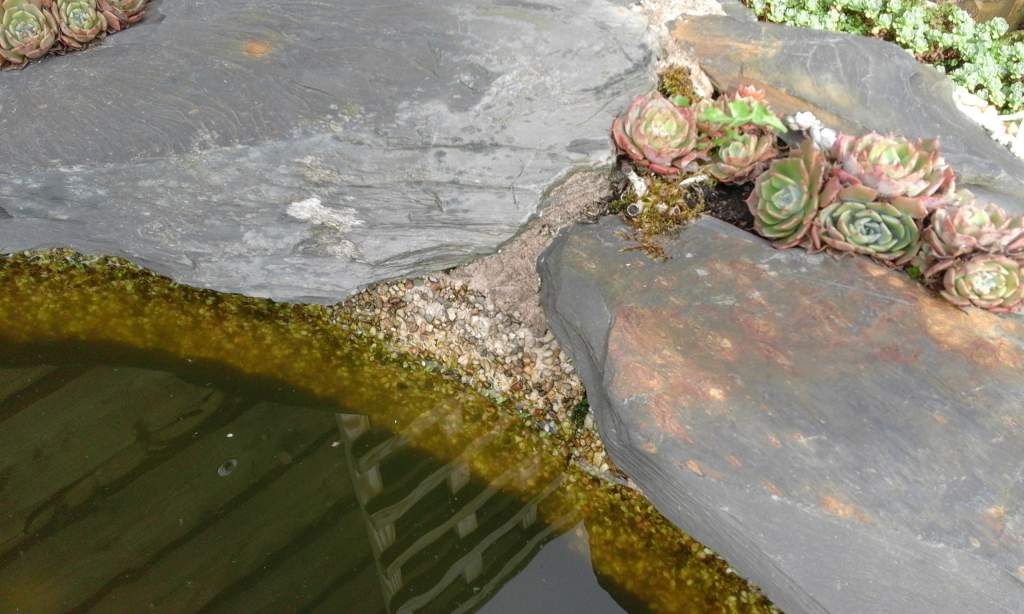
(0, 0, 146, 69)
(611, 73, 1024, 314)
(742, 0, 1024, 114)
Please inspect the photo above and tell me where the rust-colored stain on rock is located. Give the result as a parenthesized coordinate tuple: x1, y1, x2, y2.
(242, 40, 274, 58)
(671, 19, 850, 129)
(820, 495, 872, 524)
(672, 18, 782, 62)
(983, 506, 1007, 534)
(876, 343, 921, 366)
(609, 306, 734, 412)
(762, 480, 784, 498)
(918, 299, 1023, 369)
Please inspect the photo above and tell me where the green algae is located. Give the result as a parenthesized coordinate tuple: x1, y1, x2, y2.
(0, 250, 777, 613)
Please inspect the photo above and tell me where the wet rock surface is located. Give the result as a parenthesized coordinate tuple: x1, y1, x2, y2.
(672, 14, 1024, 214)
(540, 215, 1024, 614)
(0, 0, 649, 302)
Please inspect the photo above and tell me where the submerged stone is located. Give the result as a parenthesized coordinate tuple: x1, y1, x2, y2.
(540, 215, 1024, 614)
(672, 14, 1024, 215)
(0, 0, 650, 302)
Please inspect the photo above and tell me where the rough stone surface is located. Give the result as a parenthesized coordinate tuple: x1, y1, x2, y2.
(672, 14, 1024, 215)
(540, 215, 1024, 614)
(0, 0, 650, 302)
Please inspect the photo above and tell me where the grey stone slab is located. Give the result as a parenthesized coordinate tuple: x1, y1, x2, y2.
(539, 215, 1024, 614)
(672, 15, 1024, 214)
(0, 0, 650, 302)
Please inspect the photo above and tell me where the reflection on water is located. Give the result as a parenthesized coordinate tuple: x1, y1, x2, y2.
(0, 253, 776, 613)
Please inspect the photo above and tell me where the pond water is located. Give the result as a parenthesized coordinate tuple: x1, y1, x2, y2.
(0, 254, 775, 613)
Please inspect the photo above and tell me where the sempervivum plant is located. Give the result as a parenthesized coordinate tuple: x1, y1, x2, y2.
(698, 85, 788, 135)
(97, 0, 143, 31)
(810, 184, 921, 265)
(706, 132, 777, 184)
(51, 0, 106, 47)
(832, 132, 955, 218)
(940, 255, 1024, 313)
(925, 198, 1024, 261)
(0, 0, 56, 65)
(612, 91, 701, 175)
(747, 140, 837, 248)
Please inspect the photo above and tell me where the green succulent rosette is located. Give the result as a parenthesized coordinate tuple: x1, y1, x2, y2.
(747, 140, 836, 248)
(940, 255, 1024, 313)
(51, 0, 106, 47)
(0, 0, 57, 65)
(698, 85, 788, 135)
(97, 0, 143, 31)
(612, 91, 701, 175)
(832, 132, 955, 218)
(926, 198, 1024, 258)
(706, 132, 777, 184)
(810, 184, 921, 265)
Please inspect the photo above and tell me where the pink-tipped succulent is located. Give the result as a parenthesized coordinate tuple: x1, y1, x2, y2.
(612, 91, 701, 175)
(831, 132, 955, 218)
(925, 198, 1024, 259)
(706, 132, 777, 184)
(940, 255, 1024, 313)
(810, 184, 921, 266)
(747, 140, 837, 248)
(0, 0, 57, 65)
(97, 0, 142, 31)
(50, 0, 106, 48)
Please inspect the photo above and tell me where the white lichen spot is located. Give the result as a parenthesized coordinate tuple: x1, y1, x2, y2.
(287, 197, 364, 232)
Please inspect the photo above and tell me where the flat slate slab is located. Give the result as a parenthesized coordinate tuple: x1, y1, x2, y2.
(540, 216, 1024, 614)
(672, 14, 1024, 215)
(0, 0, 649, 301)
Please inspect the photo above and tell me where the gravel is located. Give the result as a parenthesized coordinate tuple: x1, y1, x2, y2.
(338, 170, 616, 474)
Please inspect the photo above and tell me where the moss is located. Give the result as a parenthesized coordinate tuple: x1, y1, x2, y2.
(658, 65, 698, 104)
(571, 397, 590, 429)
(609, 173, 709, 260)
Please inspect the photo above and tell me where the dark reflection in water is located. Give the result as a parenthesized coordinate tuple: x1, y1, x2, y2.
(0, 347, 618, 609)
(0, 348, 621, 613)
(0, 254, 776, 613)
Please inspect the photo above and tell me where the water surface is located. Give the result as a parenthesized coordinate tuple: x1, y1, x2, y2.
(0, 253, 775, 613)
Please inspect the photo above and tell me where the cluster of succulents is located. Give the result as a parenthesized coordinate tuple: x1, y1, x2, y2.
(611, 83, 1024, 314)
(0, 0, 145, 69)
(748, 131, 1024, 313)
(612, 85, 785, 182)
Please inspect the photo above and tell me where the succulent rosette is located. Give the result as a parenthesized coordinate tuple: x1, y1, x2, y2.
(831, 132, 955, 218)
(810, 184, 921, 265)
(612, 91, 701, 175)
(0, 0, 57, 65)
(706, 132, 777, 184)
(925, 198, 1024, 260)
(698, 85, 788, 134)
(51, 0, 106, 47)
(97, 0, 143, 31)
(940, 255, 1024, 313)
(747, 140, 837, 248)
